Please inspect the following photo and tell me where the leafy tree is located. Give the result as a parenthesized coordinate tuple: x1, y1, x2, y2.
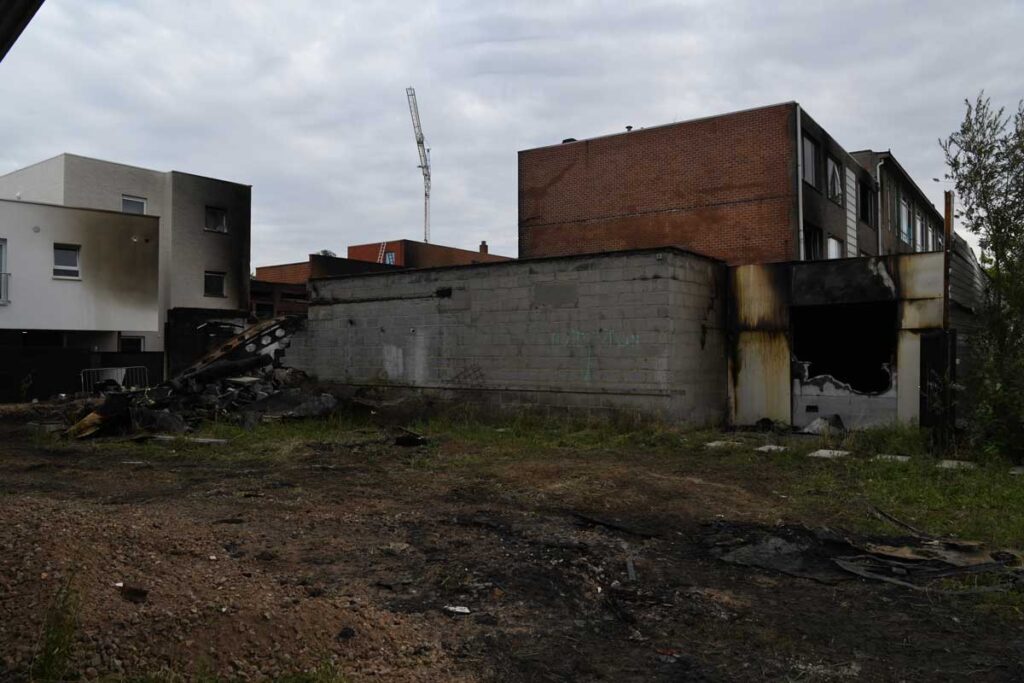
(318, 249, 337, 257)
(941, 93, 1024, 460)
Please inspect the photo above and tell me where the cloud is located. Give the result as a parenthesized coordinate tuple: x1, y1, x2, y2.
(1, 0, 1019, 264)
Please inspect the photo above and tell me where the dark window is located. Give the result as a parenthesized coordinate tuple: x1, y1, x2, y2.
(121, 195, 146, 214)
(205, 206, 227, 233)
(384, 251, 396, 265)
(803, 225, 823, 260)
(204, 271, 226, 297)
(899, 197, 912, 244)
(858, 181, 875, 226)
(254, 302, 275, 319)
(53, 244, 81, 278)
(802, 136, 818, 187)
(826, 157, 843, 204)
(119, 336, 144, 352)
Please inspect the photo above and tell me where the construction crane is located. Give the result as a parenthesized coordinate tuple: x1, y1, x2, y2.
(406, 87, 431, 243)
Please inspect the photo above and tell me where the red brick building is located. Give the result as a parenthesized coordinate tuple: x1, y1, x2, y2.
(347, 239, 511, 268)
(251, 254, 397, 318)
(518, 102, 943, 265)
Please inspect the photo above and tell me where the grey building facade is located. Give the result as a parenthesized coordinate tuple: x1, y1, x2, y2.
(0, 153, 251, 353)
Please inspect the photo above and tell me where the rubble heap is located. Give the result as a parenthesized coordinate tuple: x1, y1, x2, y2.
(66, 316, 333, 438)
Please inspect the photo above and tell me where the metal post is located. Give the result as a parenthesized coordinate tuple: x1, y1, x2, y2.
(943, 190, 953, 331)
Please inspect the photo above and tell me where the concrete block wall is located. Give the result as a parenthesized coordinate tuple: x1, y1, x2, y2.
(288, 249, 727, 425)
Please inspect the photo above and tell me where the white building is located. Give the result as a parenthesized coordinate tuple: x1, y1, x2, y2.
(0, 153, 252, 353)
(0, 198, 160, 339)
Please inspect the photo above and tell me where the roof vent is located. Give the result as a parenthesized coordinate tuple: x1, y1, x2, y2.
(625, 125, 633, 132)
(562, 138, 576, 144)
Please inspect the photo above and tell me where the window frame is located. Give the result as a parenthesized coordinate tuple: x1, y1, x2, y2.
(803, 225, 824, 260)
(0, 238, 8, 304)
(801, 135, 819, 188)
(121, 195, 147, 215)
(857, 180, 876, 227)
(204, 206, 228, 234)
(53, 243, 82, 280)
(827, 236, 844, 260)
(254, 301, 275, 319)
(119, 335, 145, 352)
(899, 197, 912, 244)
(384, 251, 396, 265)
(826, 156, 844, 205)
(203, 270, 226, 298)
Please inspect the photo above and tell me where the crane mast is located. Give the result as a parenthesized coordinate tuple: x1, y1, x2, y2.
(406, 87, 431, 243)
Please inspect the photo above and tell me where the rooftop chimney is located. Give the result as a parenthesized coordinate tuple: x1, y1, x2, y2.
(479, 240, 488, 255)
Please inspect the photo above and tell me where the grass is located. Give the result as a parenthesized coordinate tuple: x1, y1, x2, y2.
(30, 574, 79, 683)
(42, 409, 1024, 547)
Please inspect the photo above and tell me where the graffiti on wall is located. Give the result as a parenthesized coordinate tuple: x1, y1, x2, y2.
(549, 327, 641, 382)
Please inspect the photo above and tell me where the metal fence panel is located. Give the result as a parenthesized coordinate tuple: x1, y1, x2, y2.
(80, 366, 149, 393)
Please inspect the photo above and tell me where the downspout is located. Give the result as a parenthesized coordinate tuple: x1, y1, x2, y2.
(875, 157, 885, 255)
(796, 104, 805, 260)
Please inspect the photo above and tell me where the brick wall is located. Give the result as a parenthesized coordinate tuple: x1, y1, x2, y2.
(286, 249, 727, 425)
(348, 240, 512, 268)
(348, 241, 405, 266)
(254, 262, 311, 285)
(519, 103, 798, 265)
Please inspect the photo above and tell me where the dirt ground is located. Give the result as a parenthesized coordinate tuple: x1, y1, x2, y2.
(1, 413, 1022, 682)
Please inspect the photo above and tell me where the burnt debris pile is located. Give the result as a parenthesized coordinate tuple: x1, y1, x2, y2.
(65, 316, 335, 438)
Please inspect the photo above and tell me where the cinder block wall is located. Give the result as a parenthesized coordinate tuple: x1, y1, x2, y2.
(518, 103, 797, 265)
(287, 249, 727, 425)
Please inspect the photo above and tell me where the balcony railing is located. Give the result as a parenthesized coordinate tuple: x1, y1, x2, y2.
(0, 272, 9, 305)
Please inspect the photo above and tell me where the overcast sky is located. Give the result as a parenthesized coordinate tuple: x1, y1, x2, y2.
(1, 1, 1020, 265)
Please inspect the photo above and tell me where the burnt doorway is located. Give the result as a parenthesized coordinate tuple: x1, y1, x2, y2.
(789, 301, 899, 428)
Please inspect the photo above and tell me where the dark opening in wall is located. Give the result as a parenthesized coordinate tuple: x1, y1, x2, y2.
(790, 301, 897, 393)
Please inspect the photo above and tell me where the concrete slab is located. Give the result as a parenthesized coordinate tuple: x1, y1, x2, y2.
(755, 445, 787, 453)
(705, 441, 742, 449)
(808, 449, 849, 459)
(936, 459, 977, 470)
(873, 454, 911, 463)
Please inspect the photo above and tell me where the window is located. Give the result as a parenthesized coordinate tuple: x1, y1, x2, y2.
(119, 335, 144, 352)
(826, 157, 843, 204)
(0, 238, 8, 304)
(914, 211, 924, 252)
(205, 206, 227, 233)
(858, 181, 875, 226)
(254, 302, 275, 319)
(802, 135, 818, 187)
(53, 244, 81, 278)
(121, 195, 146, 214)
(827, 237, 844, 260)
(384, 251, 396, 265)
(899, 197, 912, 244)
(803, 225, 823, 260)
(204, 271, 226, 297)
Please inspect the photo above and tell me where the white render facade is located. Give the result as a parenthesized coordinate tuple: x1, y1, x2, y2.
(0, 153, 251, 351)
(0, 199, 160, 349)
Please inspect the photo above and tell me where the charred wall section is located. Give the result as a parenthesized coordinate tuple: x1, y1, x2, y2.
(728, 252, 949, 429)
